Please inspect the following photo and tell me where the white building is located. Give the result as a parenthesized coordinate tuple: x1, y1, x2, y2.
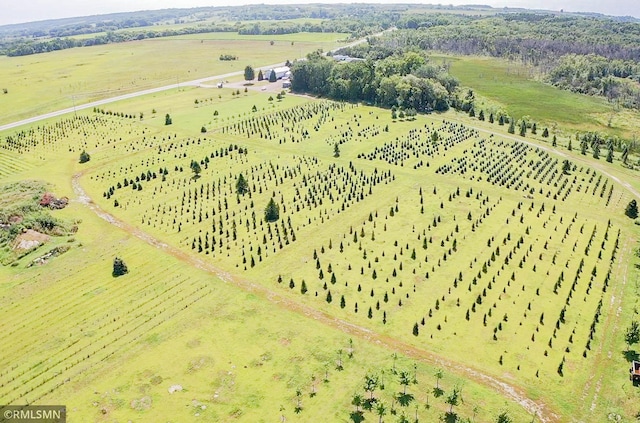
(267, 66, 290, 81)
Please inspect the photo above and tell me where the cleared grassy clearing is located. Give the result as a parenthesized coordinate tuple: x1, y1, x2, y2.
(439, 55, 640, 140)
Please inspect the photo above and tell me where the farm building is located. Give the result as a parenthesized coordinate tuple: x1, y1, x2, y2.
(332, 54, 365, 63)
(267, 66, 290, 81)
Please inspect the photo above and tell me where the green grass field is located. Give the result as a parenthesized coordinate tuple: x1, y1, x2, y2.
(1, 32, 640, 422)
(1, 79, 639, 421)
(440, 55, 640, 140)
(0, 32, 345, 126)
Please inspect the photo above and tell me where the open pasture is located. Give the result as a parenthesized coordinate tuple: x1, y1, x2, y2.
(440, 55, 640, 140)
(0, 84, 638, 421)
(0, 32, 345, 126)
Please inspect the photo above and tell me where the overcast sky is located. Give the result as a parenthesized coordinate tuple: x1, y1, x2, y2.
(2, 0, 638, 26)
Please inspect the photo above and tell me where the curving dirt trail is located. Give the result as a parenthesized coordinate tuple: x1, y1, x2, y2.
(72, 172, 559, 422)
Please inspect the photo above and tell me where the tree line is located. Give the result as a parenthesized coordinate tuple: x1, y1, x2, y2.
(291, 50, 458, 112)
(2, 24, 236, 57)
(361, 12, 640, 109)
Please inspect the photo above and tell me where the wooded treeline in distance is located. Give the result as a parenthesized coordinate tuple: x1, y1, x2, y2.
(343, 13, 640, 109)
(2, 4, 639, 109)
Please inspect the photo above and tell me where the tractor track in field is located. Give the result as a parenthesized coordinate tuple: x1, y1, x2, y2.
(71, 171, 558, 423)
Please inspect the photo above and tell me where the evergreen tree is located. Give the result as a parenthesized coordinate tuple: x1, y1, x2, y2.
(265, 197, 280, 222)
(269, 70, 277, 82)
(79, 150, 91, 163)
(625, 320, 640, 351)
(606, 145, 614, 163)
(508, 119, 515, 134)
(625, 199, 638, 219)
(580, 139, 588, 155)
(552, 135, 557, 147)
(478, 110, 485, 121)
(489, 113, 494, 123)
(519, 120, 526, 137)
(244, 65, 255, 81)
(592, 143, 600, 159)
(190, 160, 201, 178)
(413, 322, 419, 336)
(622, 143, 629, 164)
(498, 115, 505, 126)
(568, 139, 572, 151)
(236, 173, 249, 195)
(562, 159, 571, 174)
(334, 143, 340, 158)
(257, 70, 264, 81)
(531, 122, 537, 134)
(542, 127, 549, 137)
(165, 113, 172, 125)
(496, 411, 513, 423)
(112, 257, 128, 277)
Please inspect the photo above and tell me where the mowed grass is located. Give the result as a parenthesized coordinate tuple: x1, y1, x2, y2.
(44, 89, 634, 420)
(1, 79, 639, 422)
(440, 56, 640, 139)
(0, 105, 532, 423)
(0, 32, 346, 126)
(0, 197, 531, 422)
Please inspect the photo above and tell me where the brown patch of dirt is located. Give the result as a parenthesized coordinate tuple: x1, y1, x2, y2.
(14, 229, 49, 251)
(8, 215, 22, 224)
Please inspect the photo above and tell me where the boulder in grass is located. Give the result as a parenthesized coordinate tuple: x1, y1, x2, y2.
(168, 384, 183, 394)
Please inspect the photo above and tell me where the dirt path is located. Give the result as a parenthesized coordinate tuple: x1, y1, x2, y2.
(71, 172, 558, 422)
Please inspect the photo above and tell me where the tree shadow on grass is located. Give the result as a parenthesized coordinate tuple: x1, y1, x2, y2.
(622, 349, 639, 362)
(349, 411, 364, 423)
